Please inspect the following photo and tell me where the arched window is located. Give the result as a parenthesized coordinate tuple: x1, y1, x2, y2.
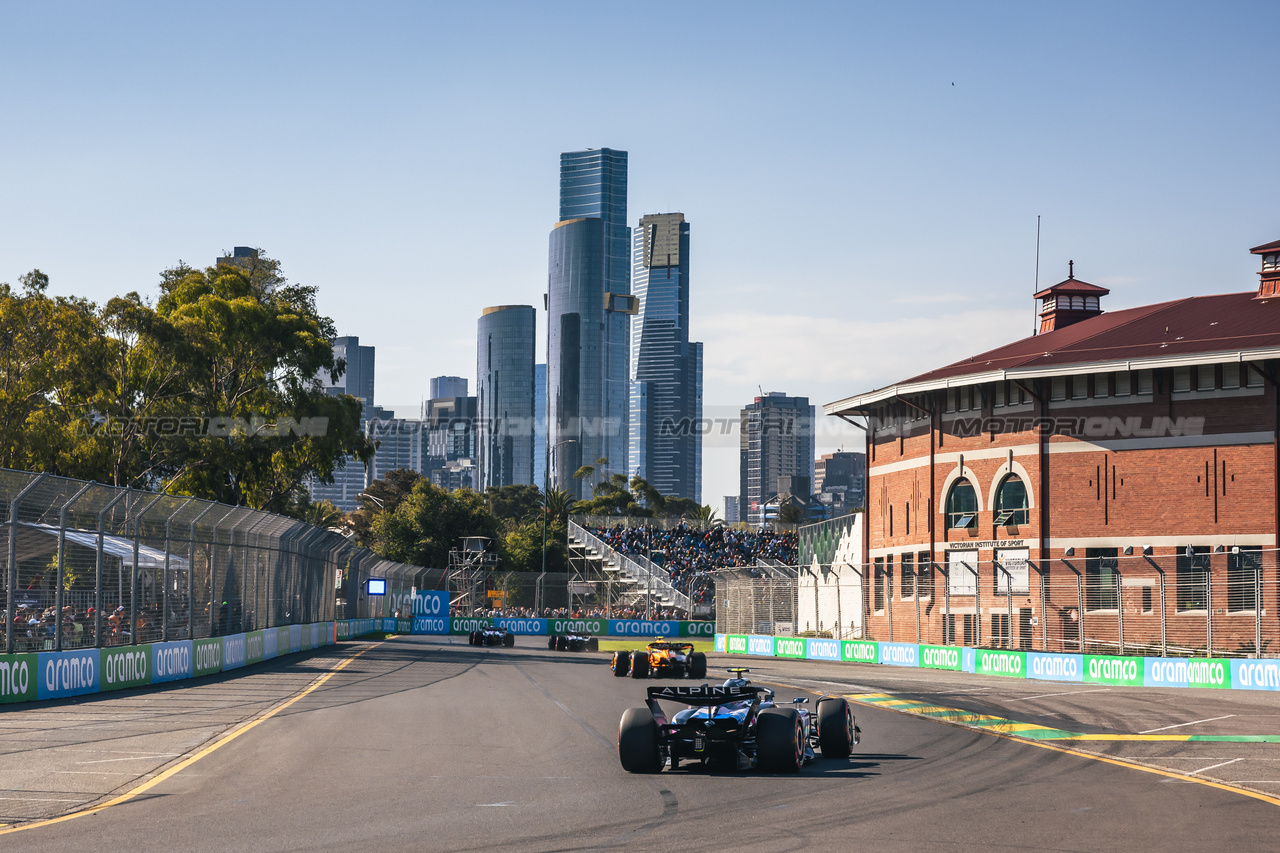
(946, 479, 978, 529)
(994, 476, 1029, 526)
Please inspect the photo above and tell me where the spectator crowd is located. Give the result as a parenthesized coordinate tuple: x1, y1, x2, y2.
(592, 524, 798, 609)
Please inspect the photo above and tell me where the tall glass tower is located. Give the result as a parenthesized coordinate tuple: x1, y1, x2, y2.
(477, 305, 536, 489)
(547, 148, 633, 498)
(629, 213, 702, 502)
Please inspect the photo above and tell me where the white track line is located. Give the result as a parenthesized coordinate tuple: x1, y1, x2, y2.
(1140, 715, 1235, 734)
(1008, 689, 1111, 701)
(1193, 758, 1245, 775)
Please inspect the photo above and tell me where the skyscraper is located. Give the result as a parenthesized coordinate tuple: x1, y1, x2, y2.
(477, 305, 536, 489)
(430, 376, 468, 399)
(310, 335, 377, 511)
(533, 363, 546, 489)
(628, 212, 702, 502)
(740, 393, 816, 525)
(546, 148, 633, 498)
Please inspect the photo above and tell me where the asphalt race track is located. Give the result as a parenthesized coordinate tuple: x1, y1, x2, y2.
(5, 634, 1280, 852)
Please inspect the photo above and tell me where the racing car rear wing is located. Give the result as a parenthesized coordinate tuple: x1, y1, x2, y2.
(646, 685, 766, 706)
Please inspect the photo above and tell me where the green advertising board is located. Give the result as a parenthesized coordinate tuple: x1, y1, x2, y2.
(975, 649, 1027, 678)
(1085, 654, 1143, 686)
(246, 630, 265, 665)
(724, 634, 749, 654)
(774, 637, 806, 659)
(920, 644, 963, 671)
(0, 653, 37, 704)
(679, 621, 716, 638)
(841, 640, 878, 664)
(194, 638, 223, 676)
(396, 619, 412, 634)
(101, 645, 152, 691)
(451, 617, 494, 634)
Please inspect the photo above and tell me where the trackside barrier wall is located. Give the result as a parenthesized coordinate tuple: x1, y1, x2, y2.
(715, 634, 1280, 692)
(0, 621, 336, 704)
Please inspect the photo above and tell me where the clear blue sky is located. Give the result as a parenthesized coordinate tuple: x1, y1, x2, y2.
(3, 2, 1276, 512)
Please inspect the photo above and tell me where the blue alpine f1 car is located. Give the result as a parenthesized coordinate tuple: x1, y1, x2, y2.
(617, 669, 860, 773)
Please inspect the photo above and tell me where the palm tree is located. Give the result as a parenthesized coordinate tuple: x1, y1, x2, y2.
(541, 487, 577, 523)
(304, 499, 344, 530)
(690, 504, 720, 523)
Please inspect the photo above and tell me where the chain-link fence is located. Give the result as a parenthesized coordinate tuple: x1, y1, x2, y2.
(718, 550, 1280, 658)
(0, 469, 441, 654)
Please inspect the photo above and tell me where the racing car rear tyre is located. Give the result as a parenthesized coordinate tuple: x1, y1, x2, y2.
(629, 651, 650, 678)
(757, 708, 804, 773)
(548, 635, 558, 650)
(816, 697, 854, 758)
(612, 650, 631, 677)
(468, 631, 479, 646)
(503, 632, 515, 647)
(587, 637, 599, 653)
(618, 707, 662, 773)
(688, 652, 707, 679)
(556, 635, 568, 651)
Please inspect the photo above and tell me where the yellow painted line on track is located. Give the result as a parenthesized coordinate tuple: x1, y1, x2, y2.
(0, 640, 385, 836)
(835, 690, 1280, 809)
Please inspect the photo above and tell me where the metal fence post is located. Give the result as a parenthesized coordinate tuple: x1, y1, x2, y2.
(1256, 557, 1263, 658)
(6, 472, 47, 654)
(1159, 565, 1168, 657)
(56, 482, 96, 652)
(131, 494, 166, 645)
(1116, 564, 1125, 656)
(162, 498, 194, 642)
(1206, 560, 1214, 656)
(95, 487, 131, 647)
(187, 503, 218, 641)
(1038, 561, 1048, 652)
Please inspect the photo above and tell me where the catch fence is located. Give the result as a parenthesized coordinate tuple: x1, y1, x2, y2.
(717, 549, 1280, 658)
(1, 469, 433, 655)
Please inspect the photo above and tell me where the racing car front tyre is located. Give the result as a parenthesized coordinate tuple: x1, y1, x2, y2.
(503, 632, 515, 647)
(688, 652, 707, 679)
(629, 651, 650, 678)
(816, 697, 854, 758)
(555, 635, 568, 651)
(587, 637, 599, 653)
(548, 635, 558, 650)
(611, 650, 631, 677)
(468, 631, 479, 646)
(618, 707, 662, 773)
(757, 708, 804, 773)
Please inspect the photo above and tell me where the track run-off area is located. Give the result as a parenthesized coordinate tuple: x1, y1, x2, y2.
(3, 634, 1280, 852)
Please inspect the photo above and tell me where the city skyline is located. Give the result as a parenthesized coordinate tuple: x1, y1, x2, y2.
(4, 3, 1277, 515)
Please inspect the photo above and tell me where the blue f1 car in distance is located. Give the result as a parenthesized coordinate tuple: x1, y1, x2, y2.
(469, 626, 515, 647)
(548, 632, 600, 652)
(617, 668, 859, 773)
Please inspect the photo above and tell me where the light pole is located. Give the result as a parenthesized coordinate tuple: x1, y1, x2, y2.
(541, 439, 577, 614)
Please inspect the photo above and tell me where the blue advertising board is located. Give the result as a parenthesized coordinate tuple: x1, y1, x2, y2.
(151, 640, 193, 683)
(37, 649, 101, 700)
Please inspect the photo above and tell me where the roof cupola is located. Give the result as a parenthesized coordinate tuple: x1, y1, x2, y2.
(1252, 239, 1280, 299)
(1033, 261, 1110, 334)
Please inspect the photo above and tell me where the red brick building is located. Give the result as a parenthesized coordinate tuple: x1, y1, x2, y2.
(824, 240, 1280, 655)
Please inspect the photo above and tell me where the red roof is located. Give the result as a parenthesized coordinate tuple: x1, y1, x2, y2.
(902, 290, 1280, 386)
(1032, 276, 1111, 300)
(1252, 239, 1280, 255)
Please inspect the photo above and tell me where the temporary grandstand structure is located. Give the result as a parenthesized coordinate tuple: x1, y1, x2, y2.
(566, 520, 692, 616)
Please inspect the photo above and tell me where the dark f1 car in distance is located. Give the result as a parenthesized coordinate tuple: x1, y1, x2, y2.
(469, 626, 515, 647)
(617, 668, 860, 773)
(610, 639, 707, 679)
(547, 633, 600, 652)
